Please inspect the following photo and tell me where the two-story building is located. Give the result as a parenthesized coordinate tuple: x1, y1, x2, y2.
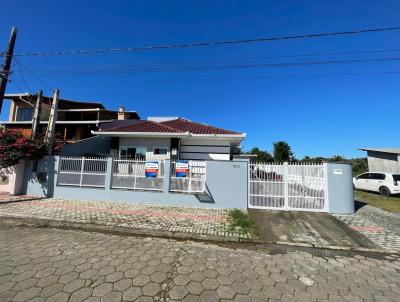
(1, 93, 140, 144)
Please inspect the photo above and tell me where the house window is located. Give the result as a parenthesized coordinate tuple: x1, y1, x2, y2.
(153, 147, 168, 155)
(16, 108, 33, 121)
(119, 147, 146, 159)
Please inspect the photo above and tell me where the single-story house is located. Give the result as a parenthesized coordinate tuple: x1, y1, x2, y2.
(359, 148, 400, 173)
(93, 115, 246, 161)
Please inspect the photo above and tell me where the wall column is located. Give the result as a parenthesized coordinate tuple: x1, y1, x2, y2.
(105, 157, 113, 192)
(163, 159, 171, 193)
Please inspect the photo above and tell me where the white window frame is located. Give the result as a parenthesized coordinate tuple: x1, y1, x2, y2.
(153, 146, 169, 156)
(119, 146, 147, 159)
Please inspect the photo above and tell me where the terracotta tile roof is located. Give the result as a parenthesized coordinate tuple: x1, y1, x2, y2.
(98, 118, 241, 135)
(160, 118, 240, 135)
(99, 120, 182, 133)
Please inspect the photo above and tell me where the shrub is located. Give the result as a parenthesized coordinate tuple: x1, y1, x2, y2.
(0, 129, 48, 168)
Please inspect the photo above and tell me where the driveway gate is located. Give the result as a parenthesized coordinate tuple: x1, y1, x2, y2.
(248, 163, 328, 212)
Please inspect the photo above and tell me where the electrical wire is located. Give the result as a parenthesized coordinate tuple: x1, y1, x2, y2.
(13, 58, 31, 91)
(12, 56, 54, 91)
(142, 70, 400, 81)
(24, 56, 400, 76)
(8, 26, 400, 57)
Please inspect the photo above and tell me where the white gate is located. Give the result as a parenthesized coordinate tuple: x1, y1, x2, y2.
(57, 156, 108, 188)
(249, 162, 328, 212)
(169, 160, 206, 194)
(112, 158, 165, 191)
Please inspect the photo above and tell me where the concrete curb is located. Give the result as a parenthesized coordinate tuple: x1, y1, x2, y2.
(0, 215, 242, 243)
(0, 214, 398, 255)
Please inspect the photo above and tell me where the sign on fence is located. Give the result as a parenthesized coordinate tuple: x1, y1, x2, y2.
(145, 161, 159, 178)
(175, 161, 189, 178)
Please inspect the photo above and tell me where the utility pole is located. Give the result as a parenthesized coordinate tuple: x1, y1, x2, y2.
(0, 27, 18, 114)
(31, 90, 43, 140)
(45, 89, 59, 154)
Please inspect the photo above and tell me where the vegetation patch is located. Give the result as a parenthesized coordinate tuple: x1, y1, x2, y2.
(0, 129, 47, 168)
(228, 209, 259, 238)
(355, 190, 400, 213)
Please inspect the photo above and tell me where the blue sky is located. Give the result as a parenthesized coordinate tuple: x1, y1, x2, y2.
(1, 1, 399, 158)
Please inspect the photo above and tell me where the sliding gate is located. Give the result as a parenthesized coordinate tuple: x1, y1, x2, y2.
(248, 163, 328, 212)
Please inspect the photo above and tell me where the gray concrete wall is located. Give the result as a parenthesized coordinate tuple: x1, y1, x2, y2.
(367, 151, 400, 173)
(24, 156, 248, 209)
(59, 136, 111, 156)
(326, 163, 354, 214)
(23, 158, 354, 213)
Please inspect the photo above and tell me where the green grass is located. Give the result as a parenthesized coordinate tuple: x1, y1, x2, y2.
(354, 190, 400, 213)
(228, 209, 259, 237)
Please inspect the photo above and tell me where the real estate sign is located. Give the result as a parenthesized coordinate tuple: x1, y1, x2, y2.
(145, 161, 159, 178)
(175, 161, 189, 178)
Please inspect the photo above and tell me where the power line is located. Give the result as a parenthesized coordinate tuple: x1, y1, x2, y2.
(138, 48, 400, 65)
(8, 26, 400, 57)
(12, 56, 54, 91)
(13, 57, 31, 91)
(24, 56, 400, 76)
(22, 47, 400, 71)
(142, 70, 400, 81)
(8, 77, 27, 93)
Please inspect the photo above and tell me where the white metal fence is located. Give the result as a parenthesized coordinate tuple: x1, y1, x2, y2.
(111, 158, 165, 191)
(57, 156, 108, 188)
(170, 160, 206, 194)
(249, 162, 327, 212)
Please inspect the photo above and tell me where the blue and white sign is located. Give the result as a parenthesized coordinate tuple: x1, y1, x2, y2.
(175, 161, 189, 178)
(145, 161, 159, 178)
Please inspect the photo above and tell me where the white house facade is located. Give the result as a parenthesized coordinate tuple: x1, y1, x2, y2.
(93, 117, 245, 161)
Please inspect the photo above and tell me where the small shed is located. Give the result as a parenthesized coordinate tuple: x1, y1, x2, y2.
(359, 148, 400, 173)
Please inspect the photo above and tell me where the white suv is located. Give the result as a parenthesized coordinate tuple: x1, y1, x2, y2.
(353, 172, 400, 196)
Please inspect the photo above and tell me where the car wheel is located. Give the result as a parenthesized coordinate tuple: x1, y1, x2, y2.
(379, 186, 391, 197)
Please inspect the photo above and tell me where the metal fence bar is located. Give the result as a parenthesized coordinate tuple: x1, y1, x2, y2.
(111, 158, 165, 191)
(169, 160, 206, 194)
(248, 162, 327, 212)
(57, 156, 108, 188)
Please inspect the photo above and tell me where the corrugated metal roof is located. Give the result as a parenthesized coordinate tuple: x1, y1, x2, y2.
(5, 93, 106, 109)
(359, 148, 400, 154)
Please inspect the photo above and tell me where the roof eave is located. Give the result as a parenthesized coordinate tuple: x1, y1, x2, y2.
(189, 133, 246, 140)
(359, 148, 400, 155)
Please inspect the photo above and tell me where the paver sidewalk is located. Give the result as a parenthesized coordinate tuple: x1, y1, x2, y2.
(335, 209, 400, 251)
(0, 195, 251, 241)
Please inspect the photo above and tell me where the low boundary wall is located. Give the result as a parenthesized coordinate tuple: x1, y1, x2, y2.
(23, 156, 249, 209)
(22, 157, 354, 213)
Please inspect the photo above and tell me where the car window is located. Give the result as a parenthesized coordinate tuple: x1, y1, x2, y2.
(393, 175, 400, 181)
(357, 173, 371, 179)
(370, 173, 386, 180)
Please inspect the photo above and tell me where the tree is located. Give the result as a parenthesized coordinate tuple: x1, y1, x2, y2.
(329, 155, 346, 162)
(248, 147, 273, 162)
(0, 129, 47, 168)
(273, 141, 294, 162)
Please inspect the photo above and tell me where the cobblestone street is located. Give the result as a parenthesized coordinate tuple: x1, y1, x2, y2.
(0, 225, 399, 302)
